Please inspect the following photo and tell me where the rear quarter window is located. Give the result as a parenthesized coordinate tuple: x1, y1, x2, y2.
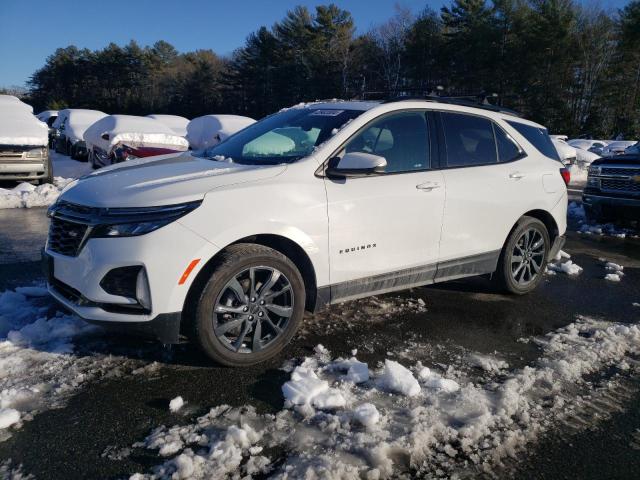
(506, 121, 560, 161)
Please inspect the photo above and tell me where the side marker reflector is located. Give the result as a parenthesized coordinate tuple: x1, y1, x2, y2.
(179, 259, 201, 285)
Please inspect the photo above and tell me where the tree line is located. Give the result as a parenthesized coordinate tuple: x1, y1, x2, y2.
(26, 0, 640, 138)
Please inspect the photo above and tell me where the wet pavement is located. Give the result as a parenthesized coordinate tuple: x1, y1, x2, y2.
(0, 206, 639, 479)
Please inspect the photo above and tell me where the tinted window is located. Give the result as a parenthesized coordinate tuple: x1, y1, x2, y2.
(441, 113, 497, 167)
(204, 108, 363, 165)
(494, 124, 523, 163)
(507, 120, 560, 161)
(345, 111, 429, 173)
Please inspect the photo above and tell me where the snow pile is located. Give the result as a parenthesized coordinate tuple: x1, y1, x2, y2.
(169, 396, 185, 413)
(0, 285, 147, 439)
(579, 223, 637, 239)
(84, 115, 189, 153)
(567, 164, 589, 184)
(282, 364, 347, 413)
(467, 353, 509, 373)
(0, 177, 73, 209)
(186, 115, 255, 150)
(377, 359, 421, 397)
(603, 260, 624, 282)
(547, 259, 583, 275)
(567, 201, 585, 219)
(130, 319, 640, 479)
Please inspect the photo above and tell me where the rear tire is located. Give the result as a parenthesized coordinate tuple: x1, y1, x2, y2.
(190, 244, 305, 366)
(495, 216, 550, 295)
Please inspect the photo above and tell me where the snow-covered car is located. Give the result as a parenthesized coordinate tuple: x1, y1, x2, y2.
(601, 140, 637, 157)
(45, 99, 568, 366)
(54, 109, 107, 160)
(550, 134, 568, 141)
(567, 139, 608, 153)
(0, 102, 51, 184)
(36, 110, 59, 147)
(84, 115, 190, 168)
(551, 138, 577, 165)
(186, 114, 255, 151)
(146, 114, 189, 137)
(0, 95, 33, 113)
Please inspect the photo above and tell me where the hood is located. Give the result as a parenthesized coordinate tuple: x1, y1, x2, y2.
(590, 154, 640, 166)
(59, 152, 286, 208)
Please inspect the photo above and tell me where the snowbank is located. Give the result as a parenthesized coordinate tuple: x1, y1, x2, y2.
(0, 105, 47, 146)
(84, 115, 189, 153)
(0, 177, 73, 209)
(186, 115, 255, 150)
(169, 397, 184, 413)
(147, 115, 189, 137)
(130, 319, 640, 479)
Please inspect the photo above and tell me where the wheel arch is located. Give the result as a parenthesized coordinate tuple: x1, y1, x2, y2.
(521, 209, 559, 242)
(181, 234, 319, 335)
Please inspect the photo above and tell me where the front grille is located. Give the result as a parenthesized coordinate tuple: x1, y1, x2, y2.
(600, 178, 640, 194)
(48, 217, 88, 256)
(601, 167, 640, 176)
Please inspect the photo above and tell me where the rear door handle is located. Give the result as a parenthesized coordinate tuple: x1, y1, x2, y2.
(416, 182, 441, 191)
(509, 172, 526, 180)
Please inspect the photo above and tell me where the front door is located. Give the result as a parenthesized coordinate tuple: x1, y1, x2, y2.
(324, 110, 445, 302)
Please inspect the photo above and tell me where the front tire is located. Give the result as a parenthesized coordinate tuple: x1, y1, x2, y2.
(495, 216, 549, 295)
(190, 244, 305, 366)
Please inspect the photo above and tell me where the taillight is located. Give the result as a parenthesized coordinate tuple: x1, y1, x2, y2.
(560, 168, 570, 186)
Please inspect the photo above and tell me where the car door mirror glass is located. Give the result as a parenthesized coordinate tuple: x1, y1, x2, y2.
(326, 152, 387, 178)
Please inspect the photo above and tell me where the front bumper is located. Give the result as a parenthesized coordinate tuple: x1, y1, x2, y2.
(0, 159, 48, 180)
(44, 219, 219, 343)
(583, 193, 640, 209)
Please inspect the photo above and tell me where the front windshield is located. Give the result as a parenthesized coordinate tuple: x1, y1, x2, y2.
(202, 107, 364, 165)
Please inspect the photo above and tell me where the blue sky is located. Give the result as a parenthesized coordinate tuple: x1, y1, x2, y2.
(0, 0, 631, 88)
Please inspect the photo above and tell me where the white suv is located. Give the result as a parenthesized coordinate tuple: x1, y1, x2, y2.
(44, 99, 568, 366)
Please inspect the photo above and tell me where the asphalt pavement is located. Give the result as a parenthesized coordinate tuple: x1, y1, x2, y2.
(0, 204, 639, 479)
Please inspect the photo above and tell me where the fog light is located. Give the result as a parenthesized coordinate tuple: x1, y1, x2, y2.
(136, 268, 152, 310)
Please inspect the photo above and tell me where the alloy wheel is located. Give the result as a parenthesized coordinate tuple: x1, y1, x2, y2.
(511, 228, 546, 285)
(213, 266, 293, 354)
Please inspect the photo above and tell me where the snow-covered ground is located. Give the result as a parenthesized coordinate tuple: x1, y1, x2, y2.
(0, 151, 91, 209)
(127, 318, 640, 479)
(0, 284, 151, 442)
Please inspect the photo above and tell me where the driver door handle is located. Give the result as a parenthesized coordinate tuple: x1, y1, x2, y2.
(509, 171, 526, 180)
(416, 182, 441, 191)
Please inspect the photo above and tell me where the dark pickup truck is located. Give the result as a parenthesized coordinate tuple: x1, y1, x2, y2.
(583, 153, 640, 222)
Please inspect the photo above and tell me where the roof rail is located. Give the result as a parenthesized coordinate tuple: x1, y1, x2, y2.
(382, 94, 521, 117)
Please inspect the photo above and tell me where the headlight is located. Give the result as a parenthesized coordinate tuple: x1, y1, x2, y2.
(588, 165, 601, 176)
(91, 201, 202, 238)
(25, 147, 46, 159)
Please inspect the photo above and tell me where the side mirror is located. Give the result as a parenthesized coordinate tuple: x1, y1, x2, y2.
(326, 152, 387, 178)
(101, 133, 109, 141)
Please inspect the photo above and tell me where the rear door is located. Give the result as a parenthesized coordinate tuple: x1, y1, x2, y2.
(437, 111, 538, 277)
(324, 110, 446, 302)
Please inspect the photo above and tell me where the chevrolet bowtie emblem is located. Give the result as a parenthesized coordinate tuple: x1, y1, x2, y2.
(633, 175, 640, 183)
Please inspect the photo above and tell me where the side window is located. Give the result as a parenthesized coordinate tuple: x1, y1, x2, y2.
(494, 124, 523, 163)
(506, 120, 560, 161)
(441, 112, 497, 167)
(344, 111, 429, 173)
